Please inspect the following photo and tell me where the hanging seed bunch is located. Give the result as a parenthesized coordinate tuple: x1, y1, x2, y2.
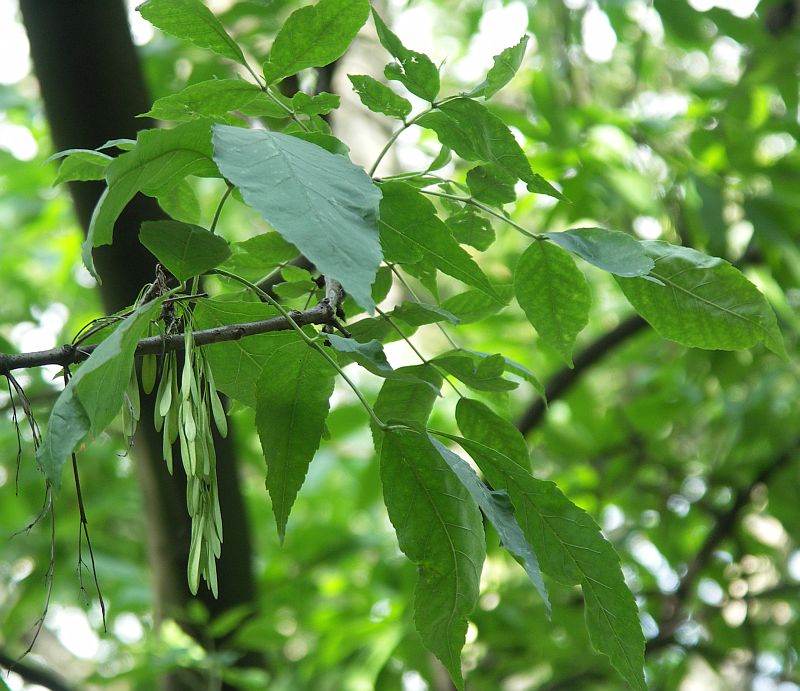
(149, 313, 227, 596)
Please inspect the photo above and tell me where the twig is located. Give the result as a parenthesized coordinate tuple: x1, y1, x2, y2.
(11, 487, 56, 670)
(0, 646, 72, 691)
(0, 300, 339, 375)
(515, 315, 647, 436)
(64, 368, 106, 632)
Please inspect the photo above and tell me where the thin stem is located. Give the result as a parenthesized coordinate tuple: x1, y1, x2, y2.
(265, 85, 311, 132)
(421, 189, 540, 239)
(388, 264, 461, 351)
(209, 183, 233, 235)
(369, 107, 438, 177)
(242, 60, 266, 90)
(191, 184, 234, 297)
(374, 306, 463, 397)
(212, 268, 386, 430)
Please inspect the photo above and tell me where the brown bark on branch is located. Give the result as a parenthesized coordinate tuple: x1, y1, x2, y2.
(0, 300, 338, 375)
(0, 647, 72, 691)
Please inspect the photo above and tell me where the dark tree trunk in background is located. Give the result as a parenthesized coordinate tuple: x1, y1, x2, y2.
(19, 2, 260, 688)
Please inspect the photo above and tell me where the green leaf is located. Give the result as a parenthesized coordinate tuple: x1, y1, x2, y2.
(85, 121, 218, 280)
(372, 364, 442, 451)
(616, 241, 786, 358)
(212, 125, 382, 312)
(454, 422, 647, 689)
(433, 351, 518, 392)
(371, 265, 394, 304)
(255, 342, 336, 541)
(448, 422, 646, 691)
(380, 426, 485, 689)
(544, 228, 654, 277)
(429, 436, 550, 617)
(263, 0, 370, 83)
(142, 79, 262, 121)
(390, 302, 460, 327)
(36, 299, 163, 491)
(479, 353, 544, 397)
(36, 387, 89, 493)
(137, 0, 247, 66)
(327, 334, 437, 391)
(96, 138, 136, 152)
(440, 286, 512, 323)
(139, 220, 230, 282)
(467, 35, 529, 99)
(466, 164, 517, 206)
(378, 182, 498, 299)
(427, 146, 452, 173)
(222, 233, 299, 283)
(288, 131, 349, 156)
(192, 300, 302, 408)
(290, 91, 341, 117)
(514, 241, 590, 367)
(417, 98, 563, 200)
(348, 74, 412, 120)
(346, 317, 396, 344)
(237, 92, 289, 119)
(455, 398, 532, 471)
(155, 179, 201, 224)
(53, 150, 111, 185)
(372, 9, 440, 101)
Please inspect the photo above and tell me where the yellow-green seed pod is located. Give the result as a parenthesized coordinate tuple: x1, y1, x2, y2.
(207, 550, 218, 598)
(187, 433, 198, 477)
(179, 425, 191, 477)
(211, 482, 223, 543)
(141, 353, 157, 394)
(168, 371, 180, 444)
(182, 398, 197, 443)
(187, 519, 202, 595)
(181, 329, 194, 401)
(162, 423, 174, 475)
(153, 357, 171, 432)
(158, 372, 173, 419)
(209, 391, 227, 439)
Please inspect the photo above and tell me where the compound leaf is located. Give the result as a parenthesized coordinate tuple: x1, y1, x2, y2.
(449, 419, 646, 691)
(379, 182, 498, 299)
(430, 436, 550, 616)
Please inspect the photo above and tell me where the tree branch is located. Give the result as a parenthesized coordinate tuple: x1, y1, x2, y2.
(646, 440, 798, 654)
(0, 647, 73, 691)
(515, 315, 647, 436)
(0, 301, 336, 375)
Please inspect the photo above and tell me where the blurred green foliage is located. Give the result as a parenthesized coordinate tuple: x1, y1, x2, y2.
(1, 1, 800, 689)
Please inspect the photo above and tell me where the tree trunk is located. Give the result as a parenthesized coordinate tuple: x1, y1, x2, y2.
(19, 2, 260, 688)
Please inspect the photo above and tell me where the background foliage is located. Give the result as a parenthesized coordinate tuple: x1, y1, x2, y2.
(1, 1, 799, 689)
